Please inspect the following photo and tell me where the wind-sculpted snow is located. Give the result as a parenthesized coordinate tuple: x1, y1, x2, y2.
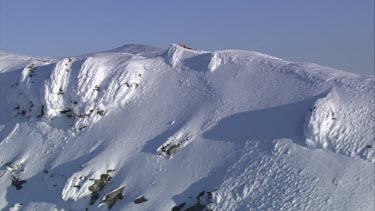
(210, 139, 374, 211)
(304, 87, 374, 162)
(0, 44, 373, 210)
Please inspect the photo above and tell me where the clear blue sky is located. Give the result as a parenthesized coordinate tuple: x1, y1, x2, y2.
(0, 0, 373, 75)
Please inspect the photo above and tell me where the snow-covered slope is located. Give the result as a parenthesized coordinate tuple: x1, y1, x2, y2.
(0, 44, 373, 210)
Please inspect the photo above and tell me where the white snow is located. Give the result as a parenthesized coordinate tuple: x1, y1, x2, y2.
(0, 44, 373, 210)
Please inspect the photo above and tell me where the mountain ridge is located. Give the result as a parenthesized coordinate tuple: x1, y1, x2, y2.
(0, 44, 373, 210)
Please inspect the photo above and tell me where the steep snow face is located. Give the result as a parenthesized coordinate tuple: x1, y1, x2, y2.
(166, 44, 212, 69)
(7, 53, 148, 131)
(304, 86, 374, 162)
(0, 44, 374, 211)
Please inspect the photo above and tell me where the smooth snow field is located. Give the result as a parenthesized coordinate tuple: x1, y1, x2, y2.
(0, 44, 374, 210)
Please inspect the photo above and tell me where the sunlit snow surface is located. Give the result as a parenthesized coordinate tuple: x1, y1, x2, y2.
(0, 44, 373, 210)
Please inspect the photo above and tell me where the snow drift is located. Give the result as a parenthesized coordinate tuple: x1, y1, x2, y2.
(0, 44, 373, 210)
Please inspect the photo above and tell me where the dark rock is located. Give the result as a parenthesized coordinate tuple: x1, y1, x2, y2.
(11, 176, 26, 190)
(76, 113, 87, 118)
(172, 202, 186, 211)
(174, 190, 214, 211)
(37, 105, 45, 118)
(197, 191, 205, 200)
(60, 109, 72, 114)
(207, 191, 213, 200)
(90, 192, 100, 205)
(78, 125, 87, 131)
(178, 44, 193, 50)
(57, 88, 64, 95)
(88, 174, 111, 192)
(43, 169, 49, 174)
(134, 195, 148, 204)
(6, 162, 14, 168)
(185, 203, 206, 211)
(166, 144, 181, 155)
(94, 85, 100, 91)
(97, 110, 105, 116)
(101, 186, 125, 209)
(19, 110, 27, 116)
(88, 173, 112, 205)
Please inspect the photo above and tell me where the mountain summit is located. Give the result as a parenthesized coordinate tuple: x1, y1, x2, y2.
(0, 44, 373, 210)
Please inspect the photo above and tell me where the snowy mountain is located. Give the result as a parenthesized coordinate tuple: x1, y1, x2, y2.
(0, 44, 373, 210)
